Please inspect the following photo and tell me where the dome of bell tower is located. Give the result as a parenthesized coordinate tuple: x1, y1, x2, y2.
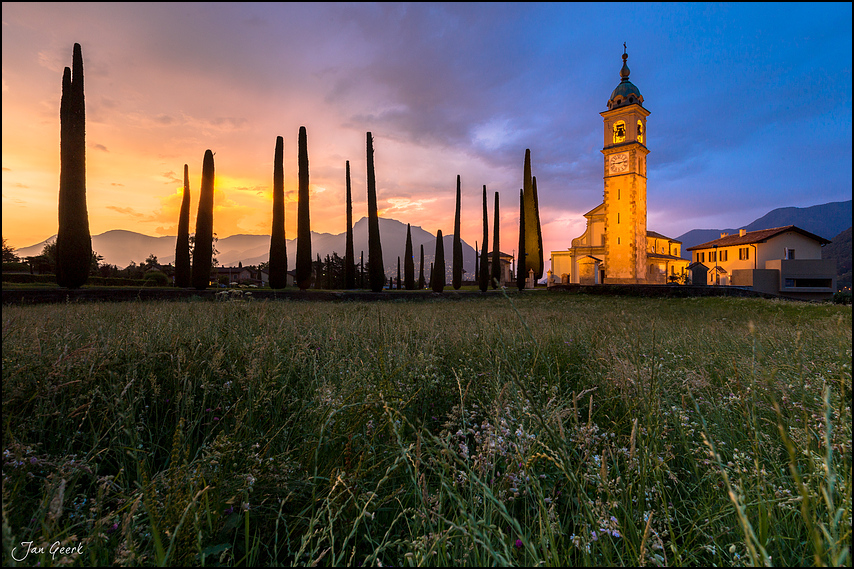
(607, 46, 643, 110)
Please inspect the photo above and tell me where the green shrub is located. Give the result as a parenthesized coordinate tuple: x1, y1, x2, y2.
(143, 269, 170, 286)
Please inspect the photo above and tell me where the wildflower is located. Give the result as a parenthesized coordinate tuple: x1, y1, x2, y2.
(515, 539, 523, 548)
(213, 417, 220, 421)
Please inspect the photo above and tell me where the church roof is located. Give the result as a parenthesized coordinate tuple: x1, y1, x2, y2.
(686, 225, 831, 250)
(647, 230, 681, 243)
(607, 47, 644, 110)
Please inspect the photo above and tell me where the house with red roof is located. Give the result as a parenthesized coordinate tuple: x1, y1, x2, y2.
(686, 225, 835, 300)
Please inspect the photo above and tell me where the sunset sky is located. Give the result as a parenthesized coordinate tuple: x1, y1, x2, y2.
(3, 3, 851, 269)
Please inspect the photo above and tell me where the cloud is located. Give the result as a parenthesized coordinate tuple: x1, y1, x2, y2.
(106, 206, 145, 217)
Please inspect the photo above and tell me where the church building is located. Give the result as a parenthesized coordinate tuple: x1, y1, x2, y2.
(550, 48, 689, 285)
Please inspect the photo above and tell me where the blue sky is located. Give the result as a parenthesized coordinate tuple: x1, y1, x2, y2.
(2, 2, 851, 263)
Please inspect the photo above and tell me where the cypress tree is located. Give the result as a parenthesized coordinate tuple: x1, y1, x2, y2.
(404, 223, 415, 289)
(366, 132, 385, 292)
(56, 43, 92, 289)
(397, 256, 401, 289)
(360, 251, 364, 289)
(452, 175, 463, 290)
(522, 149, 542, 281)
(344, 160, 356, 289)
(474, 240, 479, 282)
(191, 150, 215, 290)
(314, 253, 322, 289)
(174, 164, 191, 287)
(295, 126, 312, 289)
(479, 185, 489, 292)
(429, 262, 434, 290)
(419, 244, 425, 289)
(491, 191, 501, 288)
(432, 230, 445, 293)
(269, 136, 288, 288)
(517, 188, 526, 291)
(532, 176, 544, 281)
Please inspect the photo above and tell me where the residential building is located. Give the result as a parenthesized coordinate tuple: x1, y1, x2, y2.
(686, 226, 835, 299)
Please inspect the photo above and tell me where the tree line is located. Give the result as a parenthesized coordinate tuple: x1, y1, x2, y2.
(50, 43, 544, 291)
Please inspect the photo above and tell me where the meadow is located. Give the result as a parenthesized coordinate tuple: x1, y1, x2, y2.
(2, 293, 850, 566)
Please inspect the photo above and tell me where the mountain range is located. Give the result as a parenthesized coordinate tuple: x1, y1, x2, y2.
(675, 200, 852, 259)
(16, 200, 851, 279)
(15, 217, 481, 280)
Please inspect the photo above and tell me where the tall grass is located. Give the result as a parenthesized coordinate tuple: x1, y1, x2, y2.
(2, 294, 850, 566)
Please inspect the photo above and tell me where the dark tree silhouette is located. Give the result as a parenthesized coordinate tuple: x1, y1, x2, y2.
(491, 191, 501, 288)
(269, 136, 288, 288)
(418, 244, 425, 289)
(404, 223, 415, 289)
(344, 160, 356, 289)
(397, 256, 401, 289)
(517, 188, 526, 291)
(296, 126, 312, 290)
(452, 175, 463, 290)
(475, 240, 479, 282)
(432, 230, 445, 293)
(56, 43, 92, 289)
(522, 149, 542, 281)
(174, 164, 191, 287)
(191, 150, 215, 290)
(479, 185, 489, 292)
(366, 132, 385, 292)
(314, 254, 323, 289)
(533, 176, 544, 281)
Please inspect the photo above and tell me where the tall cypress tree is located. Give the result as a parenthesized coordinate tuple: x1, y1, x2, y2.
(397, 256, 401, 289)
(269, 136, 288, 288)
(344, 160, 356, 289)
(517, 188, 526, 291)
(452, 175, 463, 290)
(418, 244, 425, 289)
(479, 185, 489, 292)
(432, 230, 445, 293)
(366, 132, 385, 292)
(522, 149, 542, 281)
(56, 43, 92, 289)
(474, 240, 479, 282)
(532, 176, 544, 281)
(191, 150, 215, 290)
(295, 126, 312, 290)
(491, 191, 501, 288)
(174, 164, 191, 287)
(404, 223, 415, 289)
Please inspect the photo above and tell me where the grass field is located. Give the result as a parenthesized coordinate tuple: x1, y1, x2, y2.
(2, 293, 851, 566)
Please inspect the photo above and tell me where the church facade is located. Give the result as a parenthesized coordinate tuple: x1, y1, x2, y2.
(550, 48, 689, 285)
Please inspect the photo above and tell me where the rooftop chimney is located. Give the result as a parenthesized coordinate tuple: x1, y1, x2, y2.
(720, 232, 729, 238)
(739, 229, 746, 237)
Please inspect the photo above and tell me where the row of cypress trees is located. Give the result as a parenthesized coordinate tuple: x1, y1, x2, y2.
(55, 45, 542, 291)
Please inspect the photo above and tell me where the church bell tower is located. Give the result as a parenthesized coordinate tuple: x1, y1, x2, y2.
(601, 46, 649, 284)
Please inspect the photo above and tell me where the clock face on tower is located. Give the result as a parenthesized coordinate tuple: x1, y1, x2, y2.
(609, 152, 629, 174)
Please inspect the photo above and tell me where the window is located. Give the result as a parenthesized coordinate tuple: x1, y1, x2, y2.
(617, 213, 620, 224)
(613, 121, 626, 144)
(739, 247, 749, 260)
(709, 251, 717, 263)
(785, 248, 795, 260)
(637, 120, 644, 143)
(719, 250, 728, 262)
(698, 252, 705, 263)
(617, 237, 621, 245)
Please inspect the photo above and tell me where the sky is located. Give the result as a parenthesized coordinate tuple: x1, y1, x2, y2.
(3, 2, 852, 271)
